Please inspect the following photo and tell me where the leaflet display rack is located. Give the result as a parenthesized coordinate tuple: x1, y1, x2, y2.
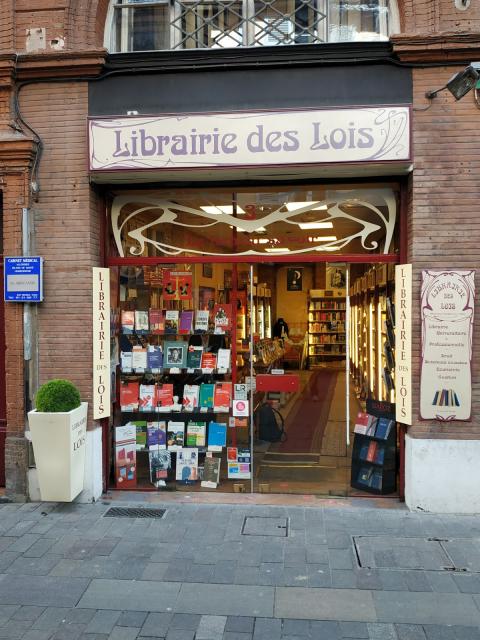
(350, 399, 397, 495)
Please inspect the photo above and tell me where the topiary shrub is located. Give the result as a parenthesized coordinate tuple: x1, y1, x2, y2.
(35, 379, 81, 413)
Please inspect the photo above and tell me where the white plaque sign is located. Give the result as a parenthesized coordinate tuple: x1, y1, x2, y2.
(395, 264, 412, 425)
(420, 270, 475, 421)
(93, 268, 111, 420)
(88, 107, 411, 172)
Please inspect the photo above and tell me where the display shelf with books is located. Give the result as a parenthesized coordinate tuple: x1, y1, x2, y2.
(308, 288, 346, 367)
(350, 400, 397, 495)
(112, 264, 252, 493)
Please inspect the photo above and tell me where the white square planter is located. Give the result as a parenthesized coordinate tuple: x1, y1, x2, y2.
(28, 402, 88, 502)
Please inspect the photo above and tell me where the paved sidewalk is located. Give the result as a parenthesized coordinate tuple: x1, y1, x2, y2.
(1, 499, 480, 640)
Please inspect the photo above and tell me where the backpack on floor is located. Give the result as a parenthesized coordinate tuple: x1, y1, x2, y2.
(255, 403, 287, 442)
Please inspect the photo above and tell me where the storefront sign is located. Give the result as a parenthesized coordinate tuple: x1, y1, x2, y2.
(93, 268, 111, 420)
(88, 107, 411, 172)
(420, 270, 475, 421)
(4, 256, 43, 302)
(395, 264, 412, 424)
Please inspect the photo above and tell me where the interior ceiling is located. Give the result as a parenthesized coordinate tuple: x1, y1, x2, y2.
(116, 183, 399, 257)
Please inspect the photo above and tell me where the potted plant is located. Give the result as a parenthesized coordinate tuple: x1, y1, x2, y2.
(28, 379, 88, 502)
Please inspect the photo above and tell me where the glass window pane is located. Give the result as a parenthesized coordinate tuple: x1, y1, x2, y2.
(252, 0, 325, 46)
(172, 1, 244, 49)
(328, 1, 390, 42)
(113, 5, 170, 51)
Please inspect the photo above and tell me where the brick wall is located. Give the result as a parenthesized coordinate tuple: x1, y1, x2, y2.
(19, 81, 102, 423)
(408, 66, 480, 438)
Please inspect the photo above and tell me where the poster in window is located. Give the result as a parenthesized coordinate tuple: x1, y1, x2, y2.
(287, 268, 303, 291)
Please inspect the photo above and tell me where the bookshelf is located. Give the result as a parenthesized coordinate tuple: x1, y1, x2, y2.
(307, 288, 346, 367)
(350, 401, 397, 495)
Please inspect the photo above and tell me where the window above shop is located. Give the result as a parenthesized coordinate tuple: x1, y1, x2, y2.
(105, 0, 399, 52)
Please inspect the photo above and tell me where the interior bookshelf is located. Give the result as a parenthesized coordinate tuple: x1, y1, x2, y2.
(349, 266, 395, 402)
(308, 288, 346, 367)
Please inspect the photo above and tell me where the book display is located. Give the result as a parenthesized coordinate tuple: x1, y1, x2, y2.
(307, 289, 346, 367)
(350, 400, 397, 495)
(349, 266, 395, 402)
(112, 264, 252, 491)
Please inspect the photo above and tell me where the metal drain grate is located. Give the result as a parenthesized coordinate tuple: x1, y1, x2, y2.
(242, 516, 289, 537)
(103, 507, 166, 519)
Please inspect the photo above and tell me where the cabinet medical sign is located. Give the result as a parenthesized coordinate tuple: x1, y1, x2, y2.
(88, 107, 411, 172)
(4, 257, 43, 302)
(420, 270, 475, 421)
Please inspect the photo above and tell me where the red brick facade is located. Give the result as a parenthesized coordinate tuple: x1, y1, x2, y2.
(1, 1, 480, 500)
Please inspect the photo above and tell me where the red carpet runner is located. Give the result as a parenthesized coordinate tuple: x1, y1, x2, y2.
(277, 369, 339, 453)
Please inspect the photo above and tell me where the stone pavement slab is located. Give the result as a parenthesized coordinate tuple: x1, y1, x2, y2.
(274, 587, 376, 621)
(373, 591, 480, 626)
(78, 580, 180, 612)
(177, 584, 274, 617)
(0, 575, 89, 608)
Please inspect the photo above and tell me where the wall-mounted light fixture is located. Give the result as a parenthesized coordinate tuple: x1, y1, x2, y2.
(426, 63, 480, 100)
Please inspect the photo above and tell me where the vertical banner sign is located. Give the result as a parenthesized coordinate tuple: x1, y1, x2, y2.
(420, 270, 475, 421)
(93, 268, 111, 420)
(395, 265, 412, 424)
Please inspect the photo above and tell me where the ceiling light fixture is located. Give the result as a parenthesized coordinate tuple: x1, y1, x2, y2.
(308, 236, 337, 242)
(265, 247, 291, 253)
(316, 246, 340, 252)
(298, 222, 334, 230)
(201, 205, 246, 215)
(285, 202, 328, 212)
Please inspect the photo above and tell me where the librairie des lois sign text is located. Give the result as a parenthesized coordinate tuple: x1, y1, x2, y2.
(88, 107, 410, 171)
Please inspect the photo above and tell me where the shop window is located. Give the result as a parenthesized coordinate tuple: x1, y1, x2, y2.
(109, 185, 399, 259)
(105, 0, 399, 52)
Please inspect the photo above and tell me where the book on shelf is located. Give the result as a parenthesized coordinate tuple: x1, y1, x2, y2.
(186, 421, 206, 447)
(148, 448, 171, 486)
(384, 342, 395, 371)
(164, 341, 187, 368)
(121, 310, 135, 334)
(384, 320, 395, 349)
(147, 345, 163, 372)
(208, 421, 227, 450)
(354, 412, 375, 435)
(149, 309, 165, 334)
(375, 447, 385, 465)
(165, 310, 179, 334)
(156, 384, 174, 411)
(139, 384, 155, 412)
(357, 466, 373, 486)
(382, 367, 395, 393)
(213, 382, 232, 412)
(114, 424, 136, 485)
(217, 348, 231, 371)
(386, 298, 395, 328)
(167, 421, 185, 450)
(176, 448, 198, 482)
(179, 310, 194, 335)
(213, 303, 232, 333)
(147, 421, 166, 447)
(201, 453, 221, 488)
(359, 443, 369, 460)
(132, 345, 147, 372)
(370, 471, 383, 490)
(366, 441, 377, 462)
(186, 345, 203, 369)
(199, 383, 215, 409)
(132, 420, 147, 450)
(201, 351, 217, 370)
(120, 351, 133, 372)
(120, 381, 139, 411)
(375, 417, 395, 440)
(195, 310, 210, 333)
(135, 310, 149, 334)
(182, 384, 200, 412)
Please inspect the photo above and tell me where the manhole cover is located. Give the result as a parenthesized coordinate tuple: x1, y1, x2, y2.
(242, 516, 289, 537)
(103, 507, 166, 519)
(353, 536, 455, 571)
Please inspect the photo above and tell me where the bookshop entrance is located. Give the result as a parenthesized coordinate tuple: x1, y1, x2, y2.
(107, 182, 402, 498)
